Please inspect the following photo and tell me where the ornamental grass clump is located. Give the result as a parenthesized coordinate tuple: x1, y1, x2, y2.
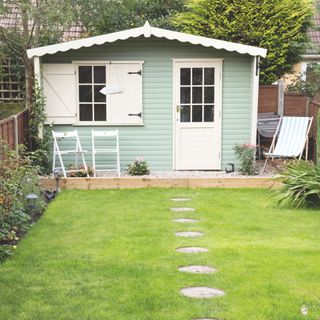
(277, 161, 320, 208)
(127, 157, 150, 176)
(233, 143, 257, 175)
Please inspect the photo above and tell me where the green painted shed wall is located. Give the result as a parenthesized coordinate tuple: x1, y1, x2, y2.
(43, 37, 253, 170)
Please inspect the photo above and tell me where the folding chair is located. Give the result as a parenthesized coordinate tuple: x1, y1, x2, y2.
(52, 130, 88, 178)
(92, 129, 120, 177)
(261, 116, 313, 173)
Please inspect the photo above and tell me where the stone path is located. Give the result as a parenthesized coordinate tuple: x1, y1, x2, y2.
(176, 246, 208, 253)
(175, 231, 203, 238)
(178, 265, 216, 274)
(170, 197, 225, 319)
(171, 198, 192, 202)
(181, 287, 225, 298)
(171, 207, 195, 212)
(172, 218, 199, 223)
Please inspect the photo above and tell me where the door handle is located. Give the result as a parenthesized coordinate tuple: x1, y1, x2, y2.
(128, 112, 142, 118)
(176, 105, 180, 113)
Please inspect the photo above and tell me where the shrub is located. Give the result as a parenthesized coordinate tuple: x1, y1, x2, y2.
(0, 144, 45, 262)
(277, 161, 320, 208)
(233, 143, 257, 175)
(127, 157, 150, 176)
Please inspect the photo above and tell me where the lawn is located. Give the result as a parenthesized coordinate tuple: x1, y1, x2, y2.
(0, 188, 319, 320)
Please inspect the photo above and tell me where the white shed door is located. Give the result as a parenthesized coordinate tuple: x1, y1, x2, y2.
(174, 61, 222, 170)
(43, 64, 76, 124)
(106, 63, 143, 124)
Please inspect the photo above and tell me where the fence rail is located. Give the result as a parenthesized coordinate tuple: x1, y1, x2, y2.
(0, 108, 29, 158)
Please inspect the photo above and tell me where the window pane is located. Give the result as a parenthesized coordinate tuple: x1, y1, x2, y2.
(94, 85, 106, 102)
(180, 105, 190, 122)
(192, 105, 202, 122)
(94, 104, 107, 121)
(204, 87, 214, 103)
(79, 104, 92, 121)
(79, 85, 92, 102)
(79, 66, 92, 83)
(192, 87, 202, 103)
(204, 68, 214, 85)
(180, 87, 190, 103)
(192, 68, 202, 85)
(204, 105, 214, 122)
(180, 68, 190, 85)
(94, 66, 106, 83)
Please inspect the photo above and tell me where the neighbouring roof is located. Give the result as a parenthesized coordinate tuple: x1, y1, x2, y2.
(0, 2, 85, 42)
(27, 22, 267, 59)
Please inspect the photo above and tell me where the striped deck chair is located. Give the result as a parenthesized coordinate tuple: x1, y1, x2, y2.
(261, 116, 313, 173)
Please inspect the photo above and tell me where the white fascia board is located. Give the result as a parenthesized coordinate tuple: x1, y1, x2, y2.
(27, 22, 267, 59)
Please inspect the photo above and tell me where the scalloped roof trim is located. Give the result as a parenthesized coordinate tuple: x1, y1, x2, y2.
(27, 22, 267, 59)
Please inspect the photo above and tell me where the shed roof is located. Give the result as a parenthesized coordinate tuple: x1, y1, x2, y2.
(27, 22, 267, 59)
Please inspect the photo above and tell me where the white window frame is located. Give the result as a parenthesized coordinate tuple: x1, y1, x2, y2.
(74, 60, 144, 126)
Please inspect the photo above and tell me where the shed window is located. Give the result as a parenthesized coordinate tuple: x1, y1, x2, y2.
(179, 67, 215, 123)
(77, 62, 143, 125)
(78, 65, 107, 122)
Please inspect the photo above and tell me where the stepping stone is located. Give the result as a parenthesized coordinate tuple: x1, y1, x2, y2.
(181, 287, 225, 299)
(175, 231, 203, 238)
(171, 207, 195, 212)
(192, 318, 221, 320)
(172, 218, 199, 223)
(178, 265, 216, 274)
(176, 247, 208, 253)
(170, 198, 191, 202)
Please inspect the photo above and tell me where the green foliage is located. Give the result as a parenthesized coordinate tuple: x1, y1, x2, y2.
(0, 245, 14, 263)
(27, 81, 51, 174)
(127, 156, 150, 175)
(75, 0, 186, 35)
(174, 0, 312, 84)
(233, 143, 257, 175)
(286, 63, 320, 97)
(0, 144, 45, 263)
(277, 161, 320, 207)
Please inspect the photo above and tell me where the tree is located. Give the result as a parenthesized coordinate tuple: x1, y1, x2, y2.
(174, 0, 312, 84)
(0, 0, 78, 108)
(75, 0, 185, 36)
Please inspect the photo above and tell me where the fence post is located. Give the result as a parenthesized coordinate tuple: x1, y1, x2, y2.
(14, 114, 18, 152)
(277, 80, 285, 116)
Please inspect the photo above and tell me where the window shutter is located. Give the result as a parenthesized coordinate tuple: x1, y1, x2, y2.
(43, 64, 76, 124)
(106, 63, 143, 124)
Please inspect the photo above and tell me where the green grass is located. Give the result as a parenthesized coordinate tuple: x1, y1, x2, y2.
(0, 102, 24, 120)
(0, 188, 320, 320)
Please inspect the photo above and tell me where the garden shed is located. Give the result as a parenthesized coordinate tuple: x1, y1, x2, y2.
(27, 22, 267, 171)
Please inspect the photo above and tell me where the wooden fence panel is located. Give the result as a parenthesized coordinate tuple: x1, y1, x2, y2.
(0, 109, 28, 159)
(258, 85, 278, 113)
(284, 94, 307, 116)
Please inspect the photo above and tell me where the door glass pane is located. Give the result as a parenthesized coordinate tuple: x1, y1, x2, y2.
(204, 68, 214, 85)
(192, 68, 202, 85)
(180, 68, 190, 85)
(192, 105, 202, 122)
(79, 66, 92, 83)
(180, 87, 190, 103)
(204, 105, 214, 122)
(180, 105, 190, 122)
(94, 66, 106, 83)
(204, 87, 214, 103)
(79, 85, 92, 102)
(79, 104, 92, 121)
(94, 85, 106, 102)
(94, 104, 107, 121)
(192, 87, 202, 103)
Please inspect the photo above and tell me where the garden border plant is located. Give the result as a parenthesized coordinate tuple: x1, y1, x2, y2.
(0, 143, 46, 263)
